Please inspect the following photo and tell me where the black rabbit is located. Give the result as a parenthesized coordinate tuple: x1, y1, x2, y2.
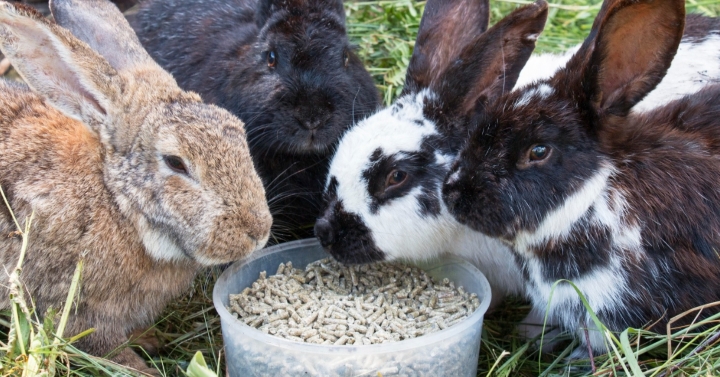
(132, 0, 380, 240)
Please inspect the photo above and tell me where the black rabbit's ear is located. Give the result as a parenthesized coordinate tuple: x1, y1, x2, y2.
(403, 0, 491, 95)
(256, 0, 345, 28)
(568, 0, 685, 121)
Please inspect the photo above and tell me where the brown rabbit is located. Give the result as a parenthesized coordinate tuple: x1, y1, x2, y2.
(0, 0, 272, 373)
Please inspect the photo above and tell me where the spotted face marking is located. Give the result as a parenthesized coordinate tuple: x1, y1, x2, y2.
(316, 90, 471, 263)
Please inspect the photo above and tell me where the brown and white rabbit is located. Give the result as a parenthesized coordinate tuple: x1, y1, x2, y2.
(0, 0, 272, 373)
(131, 0, 381, 241)
(443, 0, 720, 356)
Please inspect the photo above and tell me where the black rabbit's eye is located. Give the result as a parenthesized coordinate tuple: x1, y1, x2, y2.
(164, 155, 188, 175)
(267, 50, 277, 68)
(529, 145, 550, 161)
(343, 50, 349, 68)
(385, 170, 408, 188)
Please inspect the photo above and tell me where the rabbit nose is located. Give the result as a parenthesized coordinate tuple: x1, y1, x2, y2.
(314, 218, 335, 247)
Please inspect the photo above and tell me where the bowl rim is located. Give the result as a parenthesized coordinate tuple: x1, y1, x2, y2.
(212, 238, 492, 354)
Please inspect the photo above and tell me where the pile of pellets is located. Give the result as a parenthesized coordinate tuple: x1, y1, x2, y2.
(228, 258, 481, 345)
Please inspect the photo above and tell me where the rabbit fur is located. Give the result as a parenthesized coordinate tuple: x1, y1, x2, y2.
(131, 0, 380, 241)
(443, 0, 720, 355)
(0, 0, 271, 372)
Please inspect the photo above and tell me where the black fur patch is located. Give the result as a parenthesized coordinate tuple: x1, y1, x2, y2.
(315, 176, 385, 264)
(533, 221, 613, 281)
(683, 14, 720, 42)
(361, 146, 446, 217)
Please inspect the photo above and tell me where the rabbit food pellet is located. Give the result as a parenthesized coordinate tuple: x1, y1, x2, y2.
(228, 258, 481, 345)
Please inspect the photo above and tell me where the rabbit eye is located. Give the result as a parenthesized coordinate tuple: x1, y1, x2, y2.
(164, 155, 188, 175)
(343, 51, 349, 68)
(529, 144, 550, 161)
(267, 50, 277, 68)
(385, 170, 408, 188)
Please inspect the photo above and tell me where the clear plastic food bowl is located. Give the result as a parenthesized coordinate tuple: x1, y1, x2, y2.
(213, 238, 492, 377)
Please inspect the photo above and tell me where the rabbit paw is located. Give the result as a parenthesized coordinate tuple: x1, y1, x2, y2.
(129, 327, 162, 356)
(113, 347, 161, 376)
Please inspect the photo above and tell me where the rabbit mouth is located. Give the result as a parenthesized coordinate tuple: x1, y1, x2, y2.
(292, 129, 335, 154)
(315, 203, 386, 264)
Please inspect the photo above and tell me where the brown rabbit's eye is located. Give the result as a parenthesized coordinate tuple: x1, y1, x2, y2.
(164, 155, 188, 175)
(529, 145, 550, 161)
(267, 50, 277, 68)
(343, 50, 349, 68)
(385, 170, 408, 188)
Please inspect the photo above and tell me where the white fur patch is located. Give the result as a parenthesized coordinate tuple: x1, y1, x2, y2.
(445, 169, 461, 186)
(137, 217, 187, 263)
(634, 34, 720, 113)
(514, 45, 580, 89)
(514, 36, 720, 111)
(514, 164, 615, 254)
(363, 177, 525, 303)
(523, 254, 629, 352)
(513, 83, 555, 109)
(592, 186, 643, 256)
(514, 163, 648, 351)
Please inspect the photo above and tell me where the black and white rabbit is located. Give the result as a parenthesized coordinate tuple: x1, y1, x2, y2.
(315, 0, 720, 313)
(443, 0, 720, 355)
(131, 0, 380, 240)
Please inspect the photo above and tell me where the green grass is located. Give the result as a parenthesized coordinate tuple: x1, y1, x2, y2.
(2, 0, 720, 376)
(348, 0, 720, 105)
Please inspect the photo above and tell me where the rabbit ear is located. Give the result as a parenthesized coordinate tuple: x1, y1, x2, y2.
(0, 2, 124, 136)
(574, 0, 685, 118)
(403, 0, 491, 95)
(49, 0, 176, 82)
(432, 0, 548, 117)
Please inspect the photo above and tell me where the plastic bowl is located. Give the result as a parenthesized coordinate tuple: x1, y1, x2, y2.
(213, 238, 492, 377)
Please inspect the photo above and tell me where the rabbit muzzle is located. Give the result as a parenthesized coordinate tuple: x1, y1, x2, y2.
(314, 199, 386, 265)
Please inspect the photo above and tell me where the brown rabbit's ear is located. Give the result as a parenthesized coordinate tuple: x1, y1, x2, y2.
(50, 0, 176, 84)
(0, 2, 122, 137)
(402, 0, 491, 95)
(432, 0, 548, 117)
(0, 1, 148, 147)
(576, 0, 685, 118)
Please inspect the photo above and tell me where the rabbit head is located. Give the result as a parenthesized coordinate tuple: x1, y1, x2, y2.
(248, 0, 380, 154)
(443, 0, 685, 242)
(1, 0, 272, 265)
(314, 0, 549, 265)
